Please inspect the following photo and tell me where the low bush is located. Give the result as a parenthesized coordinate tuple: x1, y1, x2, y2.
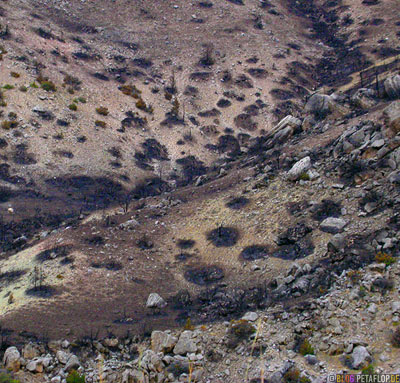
(375, 252, 396, 266)
(41, 81, 56, 92)
(10, 72, 20, 78)
(3, 84, 14, 90)
(19, 85, 27, 92)
(95, 120, 106, 128)
(299, 339, 315, 356)
(96, 106, 109, 116)
(68, 103, 78, 111)
(66, 370, 85, 383)
(1, 120, 18, 130)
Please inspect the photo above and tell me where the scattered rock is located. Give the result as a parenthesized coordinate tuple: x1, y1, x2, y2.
(146, 293, 167, 309)
(320, 218, 347, 234)
(287, 156, 312, 181)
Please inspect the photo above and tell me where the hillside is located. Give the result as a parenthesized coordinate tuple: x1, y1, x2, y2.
(0, 0, 400, 382)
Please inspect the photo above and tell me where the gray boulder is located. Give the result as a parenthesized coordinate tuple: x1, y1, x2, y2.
(3, 346, 20, 372)
(146, 293, 167, 309)
(351, 88, 377, 109)
(320, 218, 347, 234)
(65, 355, 80, 372)
(351, 346, 371, 369)
(384, 75, 400, 99)
(287, 156, 312, 181)
(151, 331, 177, 353)
(173, 331, 198, 355)
(305, 94, 333, 116)
(383, 101, 400, 133)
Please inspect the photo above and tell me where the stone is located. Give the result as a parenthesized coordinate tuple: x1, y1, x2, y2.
(173, 331, 198, 355)
(391, 301, 400, 314)
(26, 359, 44, 373)
(287, 157, 312, 181)
(140, 350, 163, 373)
(119, 219, 139, 230)
(351, 346, 371, 369)
(242, 312, 258, 322)
(305, 94, 333, 116)
(274, 115, 302, 131)
(3, 346, 21, 372)
(367, 303, 377, 314)
(305, 354, 318, 365)
(328, 234, 346, 252)
(61, 340, 70, 349)
(103, 338, 119, 348)
(384, 75, 400, 99)
(351, 88, 377, 109)
(151, 331, 178, 353)
(383, 101, 400, 133)
(320, 218, 347, 234)
(22, 343, 41, 360)
(65, 355, 80, 372)
(56, 350, 69, 364)
(146, 293, 167, 309)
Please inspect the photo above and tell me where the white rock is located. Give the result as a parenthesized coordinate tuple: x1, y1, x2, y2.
(242, 312, 259, 322)
(287, 157, 312, 181)
(146, 293, 167, 309)
(320, 218, 347, 234)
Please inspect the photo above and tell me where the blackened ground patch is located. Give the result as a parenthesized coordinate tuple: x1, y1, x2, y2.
(272, 239, 315, 260)
(184, 265, 224, 285)
(207, 227, 239, 247)
(36, 245, 73, 263)
(177, 239, 196, 249)
(226, 196, 249, 210)
(240, 245, 269, 261)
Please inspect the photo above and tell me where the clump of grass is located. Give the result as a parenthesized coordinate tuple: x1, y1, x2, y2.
(41, 81, 56, 92)
(361, 364, 376, 376)
(73, 96, 86, 104)
(66, 370, 85, 383)
(95, 120, 106, 128)
(19, 85, 28, 92)
(299, 172, 310, 181)
(3, 84, 14, 90)
(36, 75, 56, 92)
(1, 120, 18, 130)
(184, 317, 195, 331)
(227, 319, 256, 348)
(0, 371, 20, 383)
(96, 106, 109, 116)
(30, 82, 39, 88)
(299, 339, 315, 356)
(136, 98, 154, 114)
(283, 368, 310, 383)
(68, 103, 78, 111)
(10, 72, 20, 78)
(119, 84, 141, 98)
(375, 252, 396, 266)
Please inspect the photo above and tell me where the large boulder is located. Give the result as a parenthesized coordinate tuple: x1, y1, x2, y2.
(151, 331, 177, 353)
(383, 101, 400, 134)
(351, 346, 371, 369)
(287, 157, 312, 181)
(384, 75, 400, 99)
(173, 331, 198, 355)
(320, 218, 347, 234)
(22, 343, 41, 360)
(146, 293, 167, 309)
(26, 358, 44, 373)
(3, 347, 20, 372)
(351, 88, 377, 109)
(65, 355, 80, 372)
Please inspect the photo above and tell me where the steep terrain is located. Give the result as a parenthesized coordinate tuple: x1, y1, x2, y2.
(0, 0, 400, 382)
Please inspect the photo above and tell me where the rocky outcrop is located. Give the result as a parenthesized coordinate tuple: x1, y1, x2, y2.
(384, 75, 400, 99)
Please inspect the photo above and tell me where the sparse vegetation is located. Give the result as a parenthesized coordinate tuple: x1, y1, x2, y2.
(3, 84, 14, 90)
(298, 339, 315, 356)
(69, 103, 78, 111)
(95, 120, 106, 128)
(10, 72, 20, 78)
(66, 370, 85, 383)
(19, 85, 27, 92)
(96, 106, 109, 116)
(1, 120, 18, 130)
(375, 252, 396, 266)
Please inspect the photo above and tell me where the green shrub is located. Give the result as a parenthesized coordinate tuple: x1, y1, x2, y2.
(283, 368, 310, 383)
(19, 85, 28, 92)
(10, 72, 20, 78)
(375, 252, 396, 266)
(299, 339, 315, 356)
(96, 106, 109, 116)
(361, 364, 375, 376)
(30, 82, 38, 88)
(66, 370, 85, 383)
(3, 84, 14, 90)
(1, 120, 18, 130)
(78, 96, 86, 103)
(41, 81, 56, 92)
(95, 120, 106, 128)
(69, 103, 78, 111)
(0, 372, 19, 383)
